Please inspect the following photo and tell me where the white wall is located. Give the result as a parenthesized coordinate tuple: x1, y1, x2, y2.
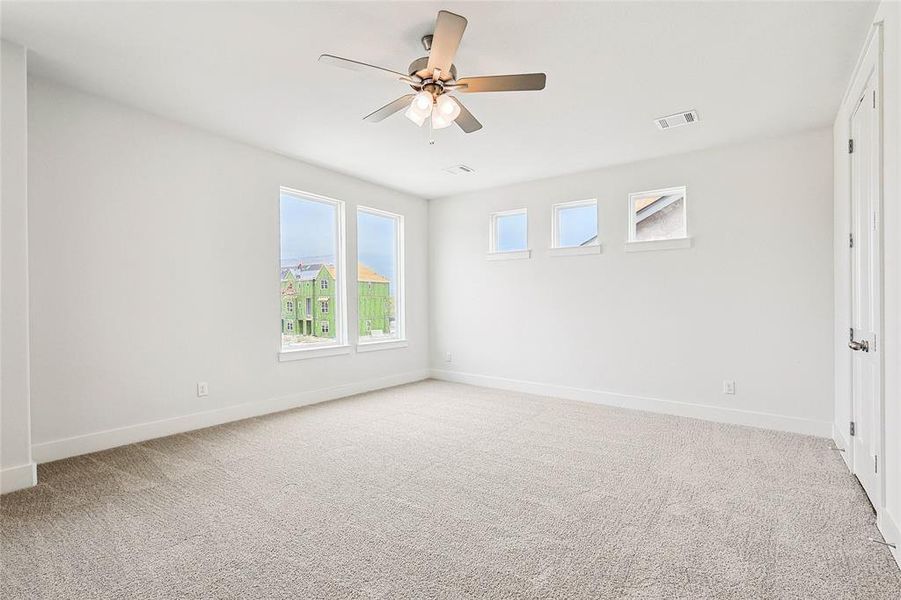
(834, 0, 901, 567)
(430, 128, 834, 436)
(1, 40, 36, 493)
(26, 78, 429, 461)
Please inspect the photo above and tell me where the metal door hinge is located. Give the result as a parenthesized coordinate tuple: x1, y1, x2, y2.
(850, 421, 856, 437)
(849, 232, 854, 248)
(873, 90, 876, 109)
(849, 139, 854, 153)
(875, 455, 878, 473)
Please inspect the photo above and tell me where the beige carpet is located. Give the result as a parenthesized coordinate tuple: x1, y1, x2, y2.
(2, 380, 900, 599)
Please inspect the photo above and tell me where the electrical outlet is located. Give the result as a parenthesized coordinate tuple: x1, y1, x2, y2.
(445, 352, 452, 363)
(197, 382, 209, 397)
(722, 380, 735, 395)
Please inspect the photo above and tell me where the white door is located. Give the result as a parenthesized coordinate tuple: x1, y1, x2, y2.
(849, 69, 881, 505)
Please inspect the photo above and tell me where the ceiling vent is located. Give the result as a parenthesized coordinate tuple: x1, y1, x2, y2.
(655, 110, 699, 130)
(443, 164, 476, 175)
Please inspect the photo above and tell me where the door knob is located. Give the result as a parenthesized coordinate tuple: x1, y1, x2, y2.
(849, 339, 869, 352)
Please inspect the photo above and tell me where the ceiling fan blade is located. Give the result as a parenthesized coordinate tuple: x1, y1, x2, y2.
(456, 73, 547, 93)
(363, 94, 415, 122)
(319, 54, 416, 83)
(426, 11, 467, 79)
(450, 97, 482, 133)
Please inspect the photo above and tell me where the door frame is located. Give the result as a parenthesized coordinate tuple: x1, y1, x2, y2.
(844, 22, 885, 511)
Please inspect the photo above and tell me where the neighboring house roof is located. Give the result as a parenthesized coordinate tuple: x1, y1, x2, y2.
(635, 193, 683, 223)
(580, 235, 598, 247)
(358, 264, 388, 283)
(280, 263, 330, 282)
(280, 262, 388, 283)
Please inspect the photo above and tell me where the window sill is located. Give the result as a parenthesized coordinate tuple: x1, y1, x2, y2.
(549, 244, 602, 257)
(279, 344, 351, 361)
(356, 339, 408, 353)
(486, 250, 531, 261)
(624, 237, 692, 252)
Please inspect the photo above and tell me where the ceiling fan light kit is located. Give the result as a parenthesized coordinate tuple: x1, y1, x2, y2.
(319, 10, 547, 139)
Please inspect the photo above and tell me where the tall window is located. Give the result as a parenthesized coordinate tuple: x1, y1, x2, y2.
(280, 188, 345, 352)
(552, 199, 598, 248)
(489, 209, 528, 253)
(628, 186, 687, 242)
(357, 207, 404, 343)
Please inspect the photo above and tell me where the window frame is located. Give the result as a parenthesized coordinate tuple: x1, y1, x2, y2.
(356, 205, 406, 351)
(487, 208, 531, 260)
(278, 187, 350, 361)
(626, 185, 692, 251)
(550, 198, 601, 256)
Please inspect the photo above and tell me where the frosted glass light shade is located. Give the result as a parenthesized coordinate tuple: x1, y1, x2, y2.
(404, 91, 433, 127)
(431, 112, 454, 129)
(413, 91, 433, 111)
(435, 94, 461, 120)
(405, 103, 428, 126)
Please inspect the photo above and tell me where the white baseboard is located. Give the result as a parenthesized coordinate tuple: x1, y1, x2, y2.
(877, 509, 901, 572)
(1, 462, 37, 494)
(430, 369, 832, 437)
(32, 369, 429, 464)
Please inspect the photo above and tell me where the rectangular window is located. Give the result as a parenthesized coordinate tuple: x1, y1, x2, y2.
(628, 186, 687, 243)
(280, 188, 346, 354)
(357, 207, 404, 344)
(552, 199, 598, 248)
(489, 209, 528, 254)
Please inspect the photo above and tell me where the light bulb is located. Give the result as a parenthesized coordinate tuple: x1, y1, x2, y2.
(404, 92, 433, 127)
(435, 94, 461, 120)
(413, 91, 433, 111)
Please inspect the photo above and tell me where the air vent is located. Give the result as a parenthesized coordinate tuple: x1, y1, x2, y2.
(655, 110, 699, 130)
(443, 164, 476, 175)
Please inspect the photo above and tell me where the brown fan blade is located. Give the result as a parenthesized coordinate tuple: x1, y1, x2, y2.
(451, 97, 482, 133)
(319, 54, 417, 83)
(426, 11, 467, 80)
(456, 73, 546, 93)
(363, 94, 415, 122)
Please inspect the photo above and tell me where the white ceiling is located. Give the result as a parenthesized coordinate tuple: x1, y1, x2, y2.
(1, 1, 876, 198)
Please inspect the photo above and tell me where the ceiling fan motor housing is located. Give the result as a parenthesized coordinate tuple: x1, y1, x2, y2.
(408, 56, 457, 86)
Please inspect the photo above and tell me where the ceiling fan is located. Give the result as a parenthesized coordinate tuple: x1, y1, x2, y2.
(319, 10, 546, 135)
